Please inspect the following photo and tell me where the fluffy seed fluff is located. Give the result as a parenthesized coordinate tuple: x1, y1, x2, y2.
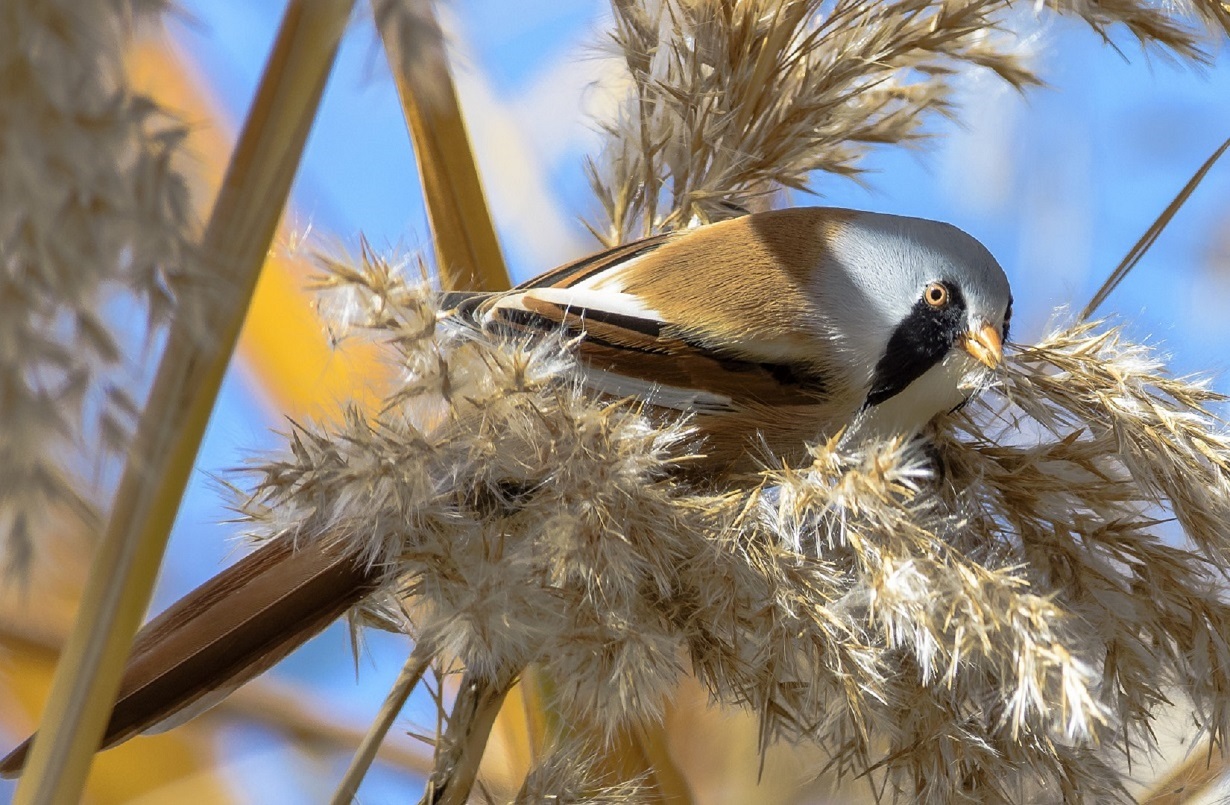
(587, 0, 1230, 244)
(0, 0, 193, 572)
(237, 250, 1230, 802)
(3, 0, 1227, 799)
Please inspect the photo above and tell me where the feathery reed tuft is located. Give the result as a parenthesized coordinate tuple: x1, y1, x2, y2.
(237, 249, 1230, 801)
(587, 0, 1227, 244)
(0, 0, 192, 571)
(233, 2, 1230, 800)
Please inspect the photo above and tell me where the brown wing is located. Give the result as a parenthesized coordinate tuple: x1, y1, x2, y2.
(458, 220, 839, 413)
(484, 292, 830, 413)
(474, 212, 860, 474)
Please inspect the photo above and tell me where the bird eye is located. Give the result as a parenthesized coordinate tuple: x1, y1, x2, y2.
(924, 282, 949, 307)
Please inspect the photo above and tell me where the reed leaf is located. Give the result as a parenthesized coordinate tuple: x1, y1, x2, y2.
(373, 0, 510, 292)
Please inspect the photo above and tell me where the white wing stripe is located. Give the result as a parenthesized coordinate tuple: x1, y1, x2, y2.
(566, 247, 662, 292)
(483, 287, 663, 326)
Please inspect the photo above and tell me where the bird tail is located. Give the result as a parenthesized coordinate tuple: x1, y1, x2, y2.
(0, 537, 382, 777)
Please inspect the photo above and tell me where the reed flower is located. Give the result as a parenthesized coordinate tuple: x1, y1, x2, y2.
(0, 0, 192, 571)
(236, 251, 1230, 801)
(588, 0, 1230, 244)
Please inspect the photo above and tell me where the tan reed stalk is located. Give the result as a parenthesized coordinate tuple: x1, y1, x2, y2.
(420, 669, 517, 805)
(332, 642, 433, 802)
(223, 678, 432, 777)
(11, 2, 356, 801)
(1081, 134, 1230, 321)
(373, 0, 510, 292)
(1139, 748, 1226, 805)
(634, 723, 694, 801)
(517, 668, 553, 763)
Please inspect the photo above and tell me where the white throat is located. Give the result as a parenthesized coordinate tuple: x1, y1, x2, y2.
(852, 351, 985, 440)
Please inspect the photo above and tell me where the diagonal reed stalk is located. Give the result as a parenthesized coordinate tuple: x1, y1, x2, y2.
(1139, 745, 1227, 805)
(11, 2, 356, 801)
(1080, 134, 1230, 321)
(420, 669, 517, 805)
(331, 641, 433, 803)
(373, 0, 509, 292)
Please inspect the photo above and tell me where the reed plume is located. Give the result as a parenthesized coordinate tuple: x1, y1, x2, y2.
(6, 0, 1230, 800)
(233, 247, 1230, 801)
(0, 0, 192, 572)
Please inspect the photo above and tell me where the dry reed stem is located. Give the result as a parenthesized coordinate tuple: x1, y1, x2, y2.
(420, 669, 517, 805)
(629, 723, 694, 802)
(12, 3, 355, 801)
(1138, 746, 1228, 804)
(1081, 134, 1230, 320)
(508, 665, 550, 771)
(332, 641, 432, 803)
(373, 0, 510, 292)
(222, 677, 433, 776)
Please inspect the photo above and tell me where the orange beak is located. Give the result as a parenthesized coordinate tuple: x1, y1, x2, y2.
(962, 321, 1003, 369)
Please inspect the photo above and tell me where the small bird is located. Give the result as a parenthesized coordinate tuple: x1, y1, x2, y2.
(0, 207, 1011, 774)
(450, 205, 1010, 475)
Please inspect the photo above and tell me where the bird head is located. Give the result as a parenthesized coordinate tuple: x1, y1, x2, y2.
(809, 210, 1012, 437)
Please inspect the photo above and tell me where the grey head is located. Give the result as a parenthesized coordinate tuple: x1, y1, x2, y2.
(808, 209, 1013, 435)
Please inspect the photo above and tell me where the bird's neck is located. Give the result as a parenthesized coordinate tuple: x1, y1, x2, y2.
(853, 352, 979, 441)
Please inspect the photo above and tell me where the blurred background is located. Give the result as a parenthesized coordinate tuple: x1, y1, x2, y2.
(1, 1, 1228, 802)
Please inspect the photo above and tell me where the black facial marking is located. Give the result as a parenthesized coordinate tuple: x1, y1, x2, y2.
(865, 284, 967, 408)
(1002, 295, 1013, 342)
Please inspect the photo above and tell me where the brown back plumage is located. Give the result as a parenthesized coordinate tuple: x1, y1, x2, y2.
(476, 209, 864, 475)
(614, 208, 851, 366)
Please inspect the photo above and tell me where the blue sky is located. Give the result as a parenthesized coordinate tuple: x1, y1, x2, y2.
(152, 2, 1230, 801)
